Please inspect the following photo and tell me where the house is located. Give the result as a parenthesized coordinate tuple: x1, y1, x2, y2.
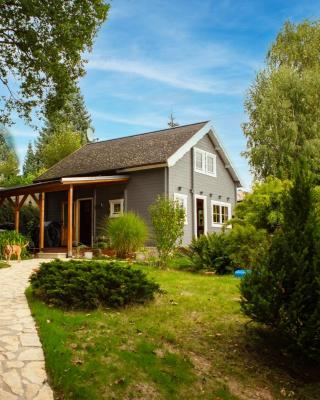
(0, 121, 242, 256)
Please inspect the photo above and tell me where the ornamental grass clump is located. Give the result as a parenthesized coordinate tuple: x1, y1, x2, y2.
(106, 212, 148, 258)
(30, 259, 160, 310)
(0, 230, 29, 259)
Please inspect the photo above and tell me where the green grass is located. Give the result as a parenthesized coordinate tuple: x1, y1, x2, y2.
(27, 265, 320, 400)
(0, 260, 10, 268)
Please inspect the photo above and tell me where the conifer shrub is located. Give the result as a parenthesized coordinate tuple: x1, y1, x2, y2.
(240, 167, 320, 361)
(30, 259, 160, 310)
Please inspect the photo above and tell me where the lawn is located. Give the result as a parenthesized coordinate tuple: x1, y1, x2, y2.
(27, 265, 320, 400)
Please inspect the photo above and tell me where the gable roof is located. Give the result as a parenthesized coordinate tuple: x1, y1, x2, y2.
(35, 121, 242, 186)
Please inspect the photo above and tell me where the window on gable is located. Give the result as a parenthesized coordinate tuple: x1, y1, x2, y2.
(109, 199, 124, 218)
(206, 153, 216, 176)
(174, 193, 188, 225)
(195, 149, 206, 173)
(211, 201, 231, 227)
(194, 148, 216, 177)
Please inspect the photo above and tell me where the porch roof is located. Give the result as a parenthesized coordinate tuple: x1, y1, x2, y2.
(0, 175, 129, 198)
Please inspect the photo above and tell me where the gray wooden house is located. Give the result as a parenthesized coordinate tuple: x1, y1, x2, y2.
(0, 121, 242, 256)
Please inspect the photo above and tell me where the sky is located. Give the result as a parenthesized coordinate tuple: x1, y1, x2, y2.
(8, 0, 320, 189)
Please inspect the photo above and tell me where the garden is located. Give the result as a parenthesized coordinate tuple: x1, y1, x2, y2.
(22, 177, 320, 399)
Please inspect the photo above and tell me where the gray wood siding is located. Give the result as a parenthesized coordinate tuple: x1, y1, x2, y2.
(126, 168, 165, 239)
(95, 183, 126, 237)
(168, 133, 237, 244)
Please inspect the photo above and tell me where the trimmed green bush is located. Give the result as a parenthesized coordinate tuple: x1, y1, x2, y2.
(30, 259, 160, 309)
(0, 230, 29, 259)
(190, 233, 233, 274)
(106, 212, 148, 258)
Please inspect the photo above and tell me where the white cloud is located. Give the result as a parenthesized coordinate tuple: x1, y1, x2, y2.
(90, 109, 165, 128)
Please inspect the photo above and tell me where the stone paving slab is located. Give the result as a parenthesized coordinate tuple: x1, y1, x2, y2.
(0, 260, 54, 400)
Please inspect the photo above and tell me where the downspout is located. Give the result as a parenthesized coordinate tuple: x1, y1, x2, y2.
(191, 148, 195, 238)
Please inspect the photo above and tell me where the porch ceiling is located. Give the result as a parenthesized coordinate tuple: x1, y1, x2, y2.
(0, 175, 129, 198)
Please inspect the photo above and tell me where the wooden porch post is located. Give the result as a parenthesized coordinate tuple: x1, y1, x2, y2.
(39, 193, 45, 251)
(67, 185, 73, 257)
(14, 196, 20, 232)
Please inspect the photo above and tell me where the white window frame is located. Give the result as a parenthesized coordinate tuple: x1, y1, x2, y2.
(194, 147, 217, 177)
(194, 148, 206, 174)
(109, 199, 124, 218)
(174, 193, 188, 225)
(211, 200, 231, 227)
(206, 152, 217, 177)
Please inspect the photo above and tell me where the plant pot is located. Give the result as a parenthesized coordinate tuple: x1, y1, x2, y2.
(84, 251, 93, 259)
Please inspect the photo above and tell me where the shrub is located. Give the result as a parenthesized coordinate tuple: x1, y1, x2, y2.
(0, 230, 29, 259)
(190, 233, 233, 274)
(30, 259, 161, 310)
(149, 196, 185, 267)
(106, 213, 148, 258)
(240, 166, 320, 361)
(227, 224, 269, 269)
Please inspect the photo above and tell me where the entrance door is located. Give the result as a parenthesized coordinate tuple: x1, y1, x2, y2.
(196, 198, 205, 237)
(78, 199, 93, 246)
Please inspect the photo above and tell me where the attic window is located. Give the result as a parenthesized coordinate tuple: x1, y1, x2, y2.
(109, 199, 124, 218)
(194, 148, 216, 177)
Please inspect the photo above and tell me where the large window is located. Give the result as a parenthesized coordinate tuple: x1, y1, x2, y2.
(109, 199, 124, 218)
(211, 201, 231, 227)
(174, 193, 188, 225)
(194, 148, 217, 177)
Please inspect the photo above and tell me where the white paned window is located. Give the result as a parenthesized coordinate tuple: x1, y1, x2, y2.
(211, 201, 231, 227)
(194, 148, 217, 177)
(174, 193, 188, 225)
(109, 199, 124, 218)
(194, 148, 206, 174)
(206, 153, 217, 177)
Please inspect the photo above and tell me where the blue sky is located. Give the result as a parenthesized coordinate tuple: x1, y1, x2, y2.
(9, 0, 320, 189)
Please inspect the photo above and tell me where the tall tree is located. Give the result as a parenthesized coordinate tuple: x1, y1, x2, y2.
(39, 124, 82, 169)
(23, 141, 38, 176)
(0, 125, 19, 180)
(0, 1, 109, 125)
(243, 20, 320, 180)
(35, 87, 93, 167)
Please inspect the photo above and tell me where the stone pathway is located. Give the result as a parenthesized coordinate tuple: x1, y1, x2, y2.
(0, 259, 54, 400)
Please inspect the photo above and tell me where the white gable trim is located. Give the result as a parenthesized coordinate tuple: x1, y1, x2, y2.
(167, 121, 212, 168)
(167, 121, 243, 187)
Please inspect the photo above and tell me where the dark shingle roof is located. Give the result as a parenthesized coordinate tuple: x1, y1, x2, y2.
(36, 121, 208, 182)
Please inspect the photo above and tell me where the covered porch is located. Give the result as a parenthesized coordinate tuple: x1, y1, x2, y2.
(0, 176, 129, 257)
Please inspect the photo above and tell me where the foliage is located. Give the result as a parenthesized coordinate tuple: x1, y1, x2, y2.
(0, 230, 29, 259)
(30, 260, 160, 310)
(241, 165, 320, 361)
(190, 233, 234, 274)
(243, 20, 320, 180)
(233, 177, 290, 233)
(39, 124, 83, 168)
(0, 1, 109, 125)
(1, 172, 38, 188)
(106, 213, 148, 258)
(35, 87, 94, 167)
(0, 125, 19, 180)
(149, 196, 185, 267)
(20, 205, 39, 244)
(227, 224, 269, 269)
(23, 142, 38, 176)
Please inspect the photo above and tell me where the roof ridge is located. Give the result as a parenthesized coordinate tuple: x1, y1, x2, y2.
(87, 120, 209, 146)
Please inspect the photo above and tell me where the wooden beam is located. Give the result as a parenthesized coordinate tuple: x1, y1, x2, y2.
(18, 194, 28, 210)
(14, 196, 20, 232)
(30, 193, 40, 208)
(67, 185, 73, 258)
(39, 193, 45, 251)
